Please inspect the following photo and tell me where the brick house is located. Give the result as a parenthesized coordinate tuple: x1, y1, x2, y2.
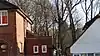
(24, 31, 53, 56)
(0, 0, 33, 56)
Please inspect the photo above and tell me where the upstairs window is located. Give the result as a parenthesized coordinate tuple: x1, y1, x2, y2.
(0, 10, 8, 25)
(42, 45, 47, 53)
(33, 45, 39, 53)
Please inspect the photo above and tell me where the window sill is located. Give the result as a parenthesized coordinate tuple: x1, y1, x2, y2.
(0, 24, 8, 26)
(42, 51, 47, 53)
(34, 52, 39, 54)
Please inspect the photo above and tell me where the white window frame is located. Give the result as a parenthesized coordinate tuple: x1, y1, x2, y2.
(33, 45, 39, 53)
(0, 10, 8, 26)
(42, 45, 47, 53)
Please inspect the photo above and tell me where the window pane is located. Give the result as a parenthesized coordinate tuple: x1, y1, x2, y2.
(2, 12, 7, 16)
(81, 53, 87, 56)
(43, 46, 46, 51)
(2, 12, 5, 16)
(2, 16, 7, 24)
(35, 47, 37, 52)
(74, 54, 79, 56)
(88, 53, 94, 56)
(1, 11, 8, 24)
(95, 53, 100, 56)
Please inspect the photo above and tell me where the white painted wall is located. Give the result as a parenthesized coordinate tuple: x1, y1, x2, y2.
(16, 11, 32, 53)
(16, 12, 24, 53)
(71, 18, 100, 53)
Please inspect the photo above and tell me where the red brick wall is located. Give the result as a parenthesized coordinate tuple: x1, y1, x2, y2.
(0, 9, 17, 56)
(25, 36, 53, 56)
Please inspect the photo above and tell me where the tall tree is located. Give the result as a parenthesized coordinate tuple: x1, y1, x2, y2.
(32, 0, 54, 36)
(53, 0, 82, 56)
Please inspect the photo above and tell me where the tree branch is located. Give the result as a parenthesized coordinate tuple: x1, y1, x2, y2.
(71, 0, 82, 10)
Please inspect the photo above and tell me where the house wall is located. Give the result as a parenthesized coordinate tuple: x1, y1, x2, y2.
(71, 18, 100, 53)
(16, 12, 24, 53)
(24, 19, 31, 37)
(25, 36, 53, 56)
(0, 9, 17, 56)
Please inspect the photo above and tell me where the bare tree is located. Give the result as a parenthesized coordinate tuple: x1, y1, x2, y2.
(53, 0, 83, 56)
(32, 0, 55, 36)
(93, 0, 100, 16)
(13, 0, 55, 36)
(81, 0, 95, 23)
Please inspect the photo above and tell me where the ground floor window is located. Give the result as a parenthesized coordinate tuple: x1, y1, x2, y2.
(88, 53, 94, 56)
(73, 53, 100, 56)
(95, 53, 100, 56)
(73, 54, 79, 56)
(81, 53, 87, 56)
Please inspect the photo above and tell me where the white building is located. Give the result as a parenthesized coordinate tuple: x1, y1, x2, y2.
(70, 14, 100, 56)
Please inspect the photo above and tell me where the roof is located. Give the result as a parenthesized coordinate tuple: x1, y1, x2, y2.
(69, 13, 100, 48)
(26, 30, 52, 39)
(17, 8, 33, 24)
(25, 30, 52, 48)
(70, 13, 100, 53)
(83, 14, 100, 30)
(0, 0, 18, 10)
